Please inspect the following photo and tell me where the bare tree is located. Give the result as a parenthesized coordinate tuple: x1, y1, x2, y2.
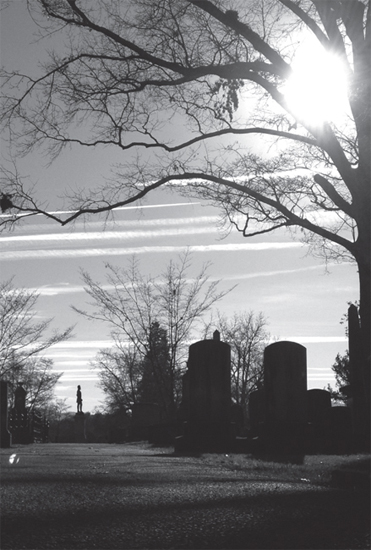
(206, 311, 269, 419)
(75, 252, 230, 417)
(91, 346, 141, 413)
(46, 397, 70, 442)
(0, 278, 73, 409)
(1, 0, 369, 435)
(5, 356, 62, 412)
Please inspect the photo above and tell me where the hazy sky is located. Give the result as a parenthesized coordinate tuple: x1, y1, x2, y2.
(0, 2, 359, 412)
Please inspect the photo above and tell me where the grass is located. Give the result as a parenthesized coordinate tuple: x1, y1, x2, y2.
(147, 441, 370, 487)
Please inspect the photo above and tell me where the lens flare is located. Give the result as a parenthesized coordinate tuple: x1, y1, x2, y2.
(282, 36, 349, 127)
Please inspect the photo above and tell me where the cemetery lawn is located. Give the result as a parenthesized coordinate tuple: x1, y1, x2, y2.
(1, 442, 369, 550)
(197, 449, 370, 486)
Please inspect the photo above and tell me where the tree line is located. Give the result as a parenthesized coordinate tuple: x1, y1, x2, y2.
(1, 252, 352, 437)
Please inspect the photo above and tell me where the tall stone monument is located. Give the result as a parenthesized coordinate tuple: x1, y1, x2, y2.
(264, 341, 307, 424)
(177, 330, 232, 451)
(263, 341, 307, 451)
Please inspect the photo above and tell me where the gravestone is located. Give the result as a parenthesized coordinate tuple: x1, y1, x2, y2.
(264, 341, 307, 424)
(307, 389, 331, 424)
(263, 341, 307, 452)
(1, 381, 11, 448)
(307, 388, 332, 452)
(184, 330, 232, 451)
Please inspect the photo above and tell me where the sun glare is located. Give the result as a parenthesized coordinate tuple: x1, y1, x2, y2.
(283, 37, 350, 127)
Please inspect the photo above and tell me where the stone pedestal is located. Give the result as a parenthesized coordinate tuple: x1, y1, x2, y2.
(74, 412, 86, 443)
(1, 381, 11, 448)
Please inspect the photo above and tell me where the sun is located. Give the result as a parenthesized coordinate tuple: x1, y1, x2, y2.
(282, 36, 350, 127)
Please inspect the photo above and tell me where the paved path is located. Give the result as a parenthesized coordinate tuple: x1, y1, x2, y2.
(1, 443, 369, 549)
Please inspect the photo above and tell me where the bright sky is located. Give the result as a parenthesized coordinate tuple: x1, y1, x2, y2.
(0, 3, 359, 412)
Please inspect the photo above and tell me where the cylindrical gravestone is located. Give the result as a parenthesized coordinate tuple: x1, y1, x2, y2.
(264, 341, 307, 425)
(187, 335, 231, 449)
(307, 389, 331, 424)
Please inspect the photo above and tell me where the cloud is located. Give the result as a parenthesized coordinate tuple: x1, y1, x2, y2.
(53, 363, 93, 369)
(60, 375, 99, 381)
(1, 217, 220, 244)
(2, 241, 303, 260)
(43, 352, 95, 359)
(46, 340, 114, 350)
(1, 225, 217, 245)
(30, 284, 84, 296)
(278, 336, 347, 343)
(0, 201, 201, 220)
(12, 214, 218, 234)
(214, 264, 329, 281)
(307, 375, 335, 380)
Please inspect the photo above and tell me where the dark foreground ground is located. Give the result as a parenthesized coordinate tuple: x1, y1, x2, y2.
(1, 443, 369, 550)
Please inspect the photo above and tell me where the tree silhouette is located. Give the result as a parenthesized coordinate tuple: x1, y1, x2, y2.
(0, 279, 73, 410)
(326, 350, 351, 403)
(205, 311, 269, 421)
(137, 322, 172, 419)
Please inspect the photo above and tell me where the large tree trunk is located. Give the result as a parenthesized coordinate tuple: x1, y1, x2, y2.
(350, 258, 370, 449)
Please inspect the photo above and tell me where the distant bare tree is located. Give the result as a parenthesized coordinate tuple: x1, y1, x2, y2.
(206, 310, 269, 419)
(0, 279, 73, 409)
(91, 346, 141, 413)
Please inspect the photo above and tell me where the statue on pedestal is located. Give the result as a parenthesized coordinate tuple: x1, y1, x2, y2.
(76, 385, 83, 413)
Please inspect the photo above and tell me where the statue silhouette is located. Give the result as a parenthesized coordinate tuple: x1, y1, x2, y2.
(76, 385, 83, 413)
